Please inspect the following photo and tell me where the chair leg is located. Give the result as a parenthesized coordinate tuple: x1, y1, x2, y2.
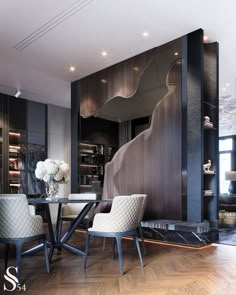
(112, 238, 116, 260)
(102, 237, 106, 250)
(84, 233, 91, 270)
(4, 244, 9, 270)
(138, 226, 147, 256)
(116, 237, 123, 275)
(134, 236, 144, 268)
(44, 241, 50, 273)
(15, 241, 23, 283)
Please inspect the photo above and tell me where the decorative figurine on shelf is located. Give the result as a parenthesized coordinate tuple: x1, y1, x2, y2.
(203, 160, 212, 173)
(203, 116, 213, 128)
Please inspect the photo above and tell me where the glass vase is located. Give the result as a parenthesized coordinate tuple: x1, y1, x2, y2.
(46, 178, 59, 199)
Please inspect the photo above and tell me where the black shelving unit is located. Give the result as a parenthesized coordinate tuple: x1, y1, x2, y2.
(79, 142, 104, 193)
(203, 42, 219, 224)
(8, 130, 27, 193)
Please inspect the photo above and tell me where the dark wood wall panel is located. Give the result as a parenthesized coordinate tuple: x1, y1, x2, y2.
(103, 62, 182, 219)
(80, 49, 154, 118)
(71, 29, 219, 223)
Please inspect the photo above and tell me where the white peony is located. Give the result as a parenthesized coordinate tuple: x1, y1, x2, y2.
(44, 159, 58, 175)
(43, 173, 51, 182)
(35, 158, 70, 184)
(36, 161, 44, 168)
(54, 169, 64, 182)
(59, 162, 70, 173)
(35, 165, 47, 180)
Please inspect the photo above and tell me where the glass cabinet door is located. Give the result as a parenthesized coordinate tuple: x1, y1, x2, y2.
(8, 130, 27, 193)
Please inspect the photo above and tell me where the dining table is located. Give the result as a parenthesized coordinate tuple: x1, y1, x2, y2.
(24, 197, 112, 262)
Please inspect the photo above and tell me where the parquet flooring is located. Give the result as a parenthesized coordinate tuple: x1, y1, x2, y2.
(1, 232, 236, 295)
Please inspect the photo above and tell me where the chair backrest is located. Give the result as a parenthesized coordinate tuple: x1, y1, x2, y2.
(63, 193, 97, 216)
(109, 195, 145, 232)
(0, 194, 37, 238)
(131, 194, 147, 222)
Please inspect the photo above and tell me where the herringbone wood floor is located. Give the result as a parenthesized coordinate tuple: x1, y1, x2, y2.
(1, 232, 236, 295)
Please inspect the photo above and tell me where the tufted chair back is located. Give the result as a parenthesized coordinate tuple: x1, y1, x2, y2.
(90, 195, 145, 233)
(62, 193, 97, 218)
(131, 194, 147, 222)
(0, 194, 44, 239)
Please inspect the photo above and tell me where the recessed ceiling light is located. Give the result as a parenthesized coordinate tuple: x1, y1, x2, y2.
(101, 79, 107, 84)
(142, 31, 149, 38)
(226, 82, 230, 87)
(101, 51, 108, 57)
(174, 52, 178, 56)
(222, 87, 226, 92)
(69, 66, 75, 72)
(203, 35, 208, 42)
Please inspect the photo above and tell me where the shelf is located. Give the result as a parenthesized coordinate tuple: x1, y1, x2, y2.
(9, 132, 21, 137)
(203, 101, 217, 108)
(203, 125, 216, 130)
(203, 194, 216, 197)
(80, 164, 98, 167)
(9, 183, 21, 187)
(80, 184, 92, 187)
(80, 143, 97, 148)
(203, 171, 215, 175)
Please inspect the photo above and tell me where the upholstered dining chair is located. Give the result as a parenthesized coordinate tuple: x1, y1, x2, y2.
(102, 194, 147, 255)
(131, 194, 147, 255)
(58, 193, 97, 238)
(84, 195, 145, 275)
(0, 194, 50, 282)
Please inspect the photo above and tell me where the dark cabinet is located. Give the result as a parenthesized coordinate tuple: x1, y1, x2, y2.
(8, 97, 27, 131)
(0, 95, 47, 195)
(27, 101, 47, 195)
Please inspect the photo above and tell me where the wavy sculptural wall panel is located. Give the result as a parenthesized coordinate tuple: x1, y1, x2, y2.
(80, 49, 154, 119)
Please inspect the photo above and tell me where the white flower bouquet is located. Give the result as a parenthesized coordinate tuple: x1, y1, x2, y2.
(35, 159, 70, 183)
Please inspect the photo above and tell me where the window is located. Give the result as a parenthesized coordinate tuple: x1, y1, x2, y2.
(219, 153, 231, 194)
(219, 137, 233, 194)
(219, 138, 232, 152)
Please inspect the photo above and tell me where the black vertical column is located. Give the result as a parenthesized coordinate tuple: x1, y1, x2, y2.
(186, 29, 204, 222)
(71, 81, 80, 193)
(181, 35, 187, 220)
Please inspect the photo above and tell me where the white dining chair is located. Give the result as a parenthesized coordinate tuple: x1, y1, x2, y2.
(58, 193, 97, 238)
(0, 194, 50, 282)
(84, 195, 145, 275)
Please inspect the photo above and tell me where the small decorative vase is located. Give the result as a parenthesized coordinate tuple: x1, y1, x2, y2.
(46, 178, 59, 199)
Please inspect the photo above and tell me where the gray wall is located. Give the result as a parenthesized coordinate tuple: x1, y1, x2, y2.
(47, 104, 71, 223)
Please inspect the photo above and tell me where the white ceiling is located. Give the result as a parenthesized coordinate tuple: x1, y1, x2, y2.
(0, 0, 235, 134)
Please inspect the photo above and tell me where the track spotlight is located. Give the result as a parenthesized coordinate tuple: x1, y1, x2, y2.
(15, 90, 21, 98)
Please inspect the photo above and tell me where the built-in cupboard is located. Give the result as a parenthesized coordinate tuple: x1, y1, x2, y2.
(0, 94, 47, 195)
